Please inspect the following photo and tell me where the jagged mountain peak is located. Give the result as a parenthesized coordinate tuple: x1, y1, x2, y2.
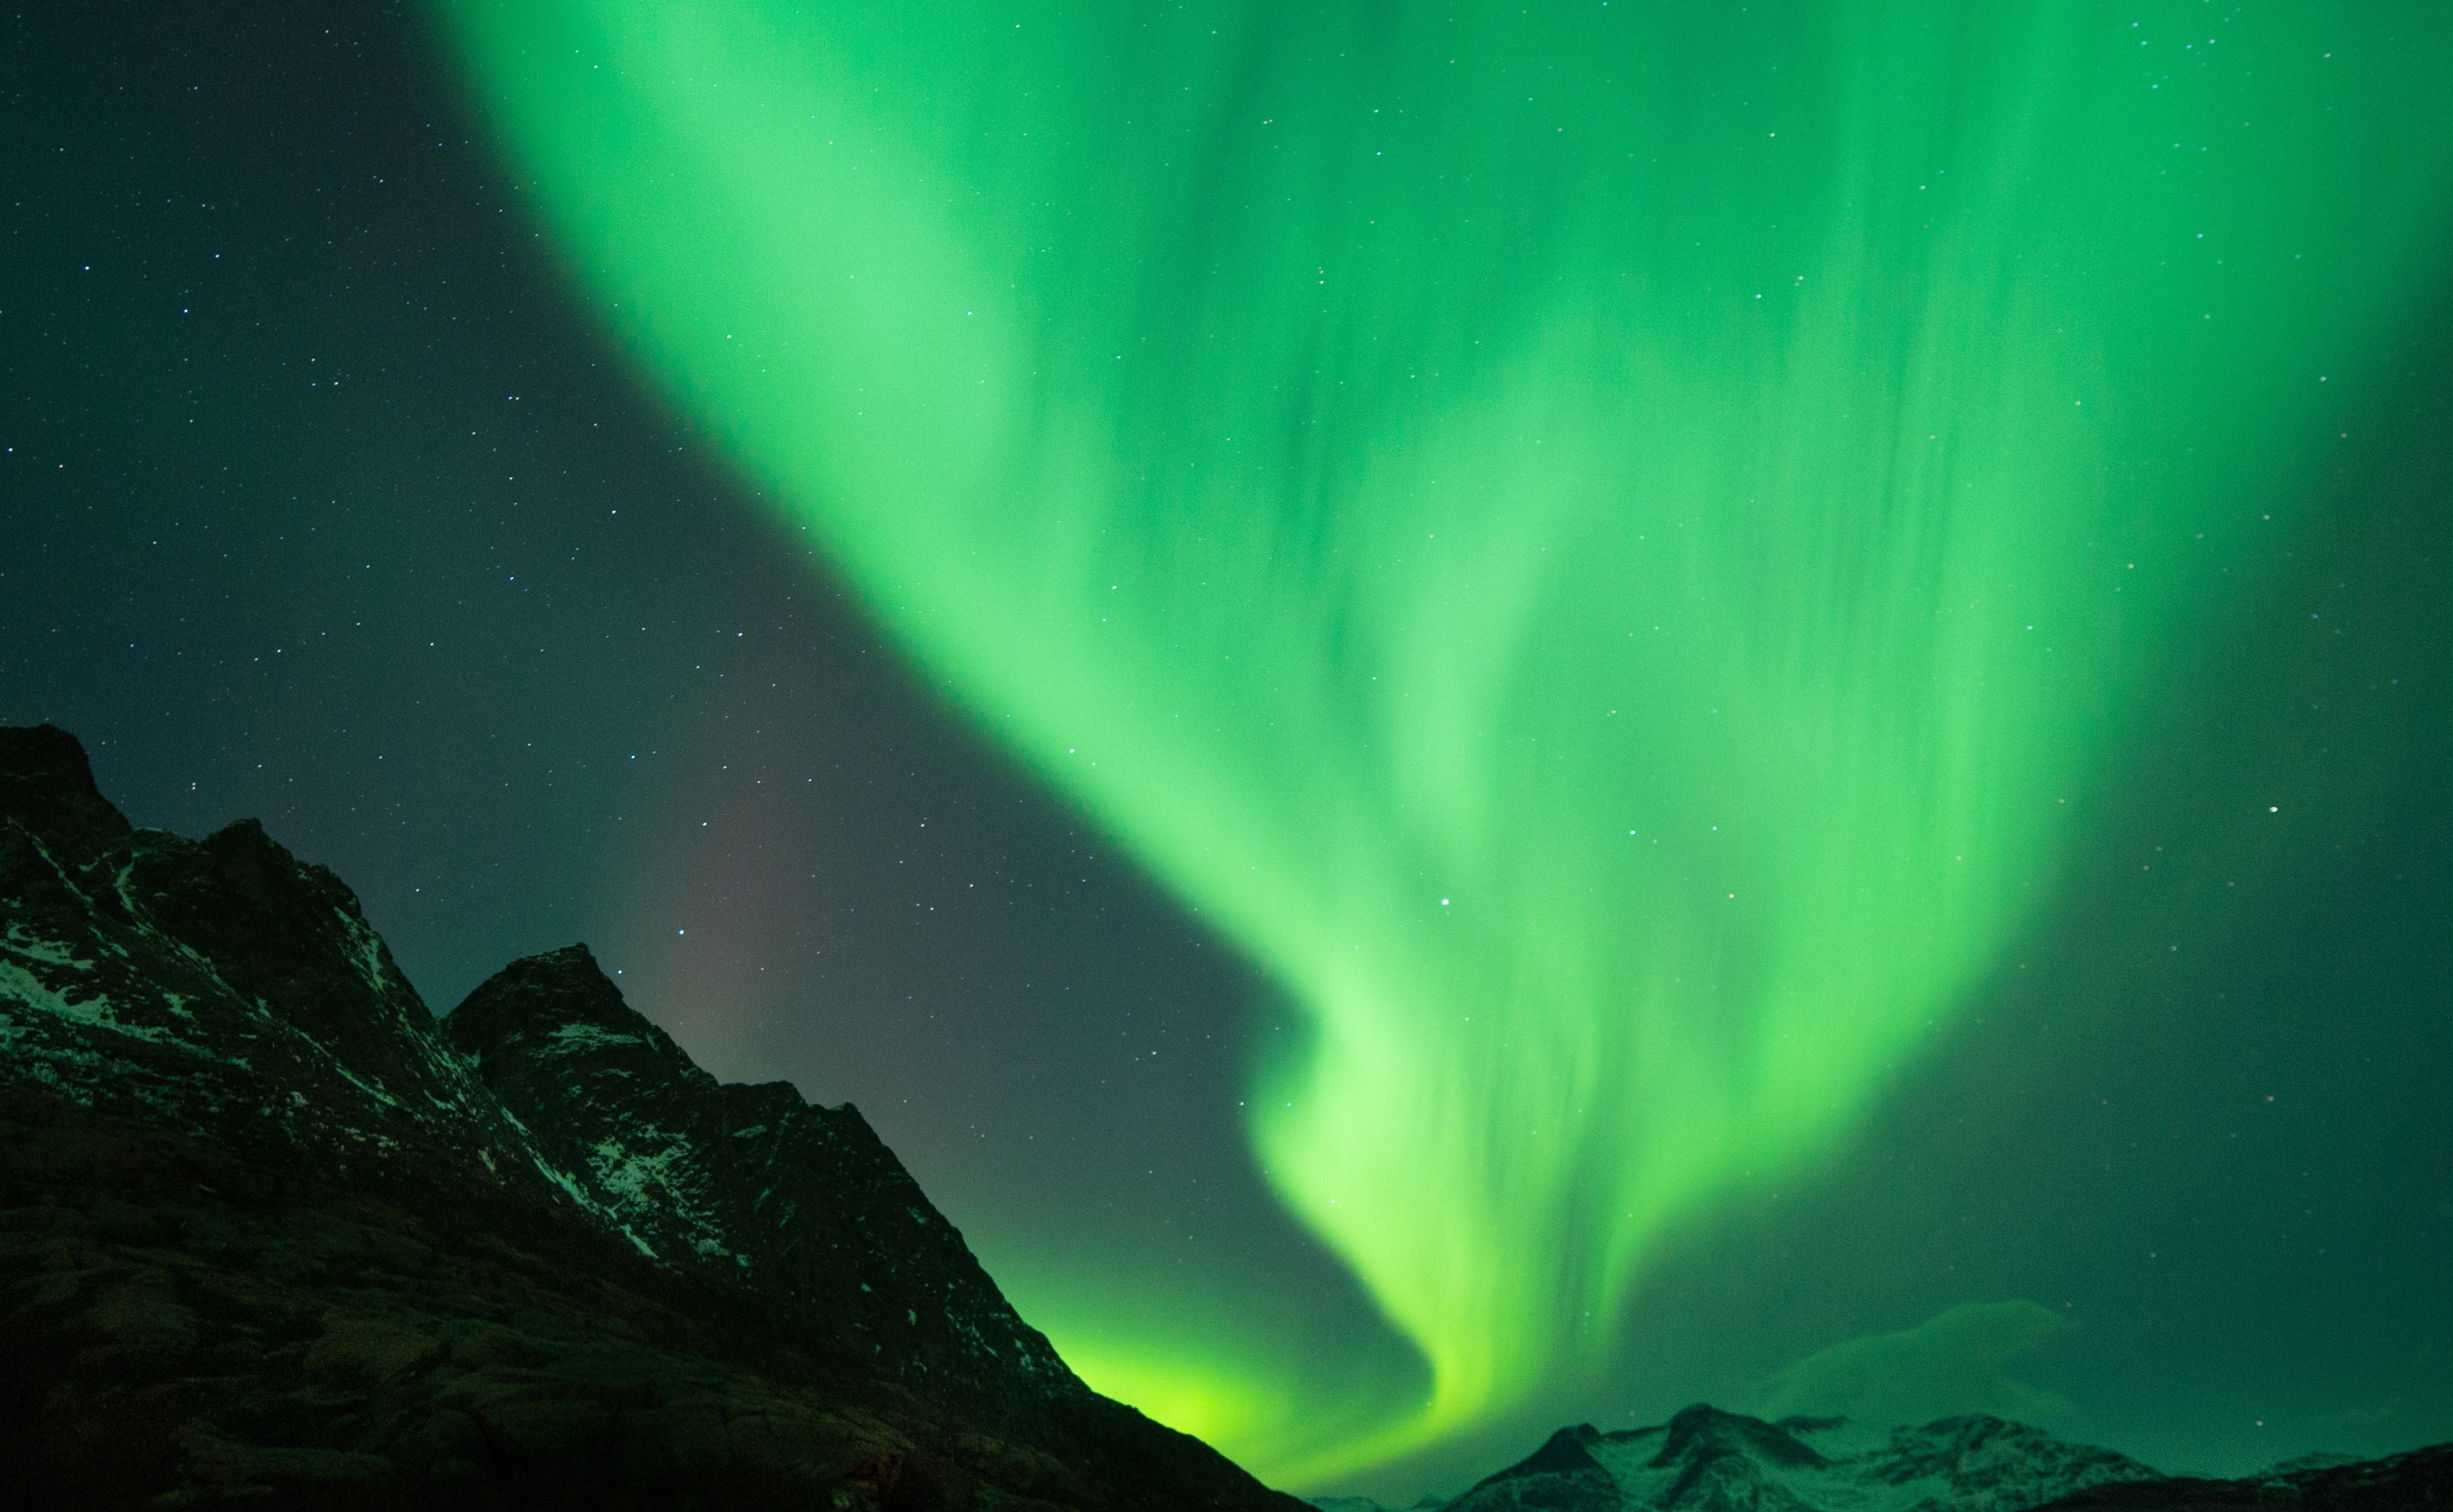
(0, 738, 553, 1194)
(1453, 1423, 1618, 1509)
(443, 940, 713, 1092)
(440, 940, 1085, 1414)
(1520, 1423, 1606, 1472)
(0, 721, 133, 867)
(1649, 1402, 1831, 1471)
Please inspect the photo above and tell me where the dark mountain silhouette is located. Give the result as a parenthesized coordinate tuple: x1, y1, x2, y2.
(0, 723, 1304, 1511)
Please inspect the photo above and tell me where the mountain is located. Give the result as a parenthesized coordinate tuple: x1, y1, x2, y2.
(1384, 1404, 2451, 1512)
(439, 943, 1078, 1419)
(2033, 1444, 2453, 1510)
(1439, 1408, 2155, 1511)
(0, 723, 1303, 1511)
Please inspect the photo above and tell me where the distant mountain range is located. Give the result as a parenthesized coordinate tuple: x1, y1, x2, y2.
(1315, 1400, 2450, 1510)
(0, 723, 1300, 1510)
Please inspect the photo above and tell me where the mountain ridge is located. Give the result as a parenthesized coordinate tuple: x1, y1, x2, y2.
(441, 942, 1082, 1419)
(0, 722, 1299, 1511)
(1316, 1403, 2450, 1512)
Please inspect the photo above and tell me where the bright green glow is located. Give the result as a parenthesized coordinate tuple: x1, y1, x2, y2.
(992, 1258, 1430, 1478)
(436, 1, 2452, 1483)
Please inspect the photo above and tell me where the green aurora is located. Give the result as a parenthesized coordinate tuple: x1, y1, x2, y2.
(436, 0, 2453, 1483)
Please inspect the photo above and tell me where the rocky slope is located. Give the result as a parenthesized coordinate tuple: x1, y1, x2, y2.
(1405, 1404, 2450, 1512)
(0, 727, 570, 1196)
(0, 723, 1301, 1511)
(441, 943, 1078, 1423)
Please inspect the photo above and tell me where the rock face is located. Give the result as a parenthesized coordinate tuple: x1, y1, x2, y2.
(1421, 1405, 2450, 1512)
(0, 726, 569, 1194)
(441, 944, 1078, 1418)
(0, 724, 1302, 1511)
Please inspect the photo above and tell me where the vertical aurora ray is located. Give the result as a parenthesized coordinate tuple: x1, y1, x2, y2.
(436, 0, 2453, 1481)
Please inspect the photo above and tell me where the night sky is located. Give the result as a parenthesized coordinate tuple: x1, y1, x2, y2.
(4, 2, 2449, 1503)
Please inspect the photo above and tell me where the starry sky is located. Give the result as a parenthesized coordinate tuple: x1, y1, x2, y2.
(4, 1, 2449, 1502)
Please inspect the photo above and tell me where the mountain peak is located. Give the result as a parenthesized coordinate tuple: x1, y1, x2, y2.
(442, 942, 709, 1090)
(1652, 1401, 1830, 1470)
(438, 940, 1087, 1416)
(1448, 1404, 2167, 1512)
(1516, 1424, 1606, 1477)
(0, 722, 133, 867)
(1455, 1423, 1612, 1506)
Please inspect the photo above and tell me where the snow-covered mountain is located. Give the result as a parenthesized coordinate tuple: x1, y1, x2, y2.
(1443, 1407, 2157, 1511)
(1326, 1404, 2451, 1512)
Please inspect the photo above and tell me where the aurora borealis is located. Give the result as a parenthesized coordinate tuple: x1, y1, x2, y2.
(427, 0, 2453, 1479)
(6, 0, 2452, 1501)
